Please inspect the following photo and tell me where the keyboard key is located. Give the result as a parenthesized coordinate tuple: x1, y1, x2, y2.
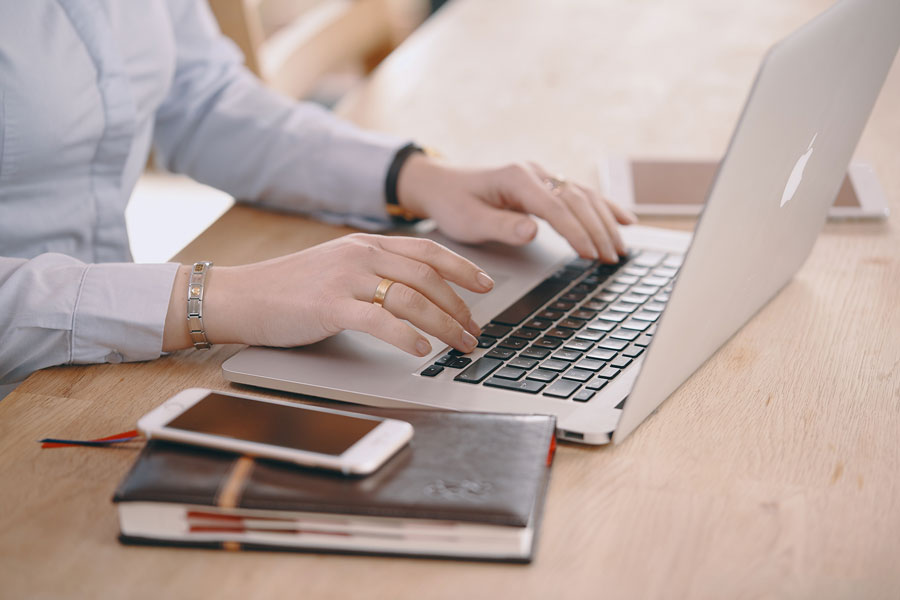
(448, 349, 465, 356)
(511, 327, 541, 340)
(482, 323, 512, 338)
(492, 277, 570, 326)
(569, 310, 597, 321)
(454, 357, 502, 383)
(583, 300, 609, 311)
(587, 348, 617, 361)
(573, 389, 595, 402)
(526, 368, 559, 382)
(614, 274, 639, 285)
(631, 285, 659, 295)
(562, 292, 587, 302)
(610, 355, 633, 369)
(485, 347, 516, 360)
(536, 309, 564, 321)
(576, 329, 606, 341)
(532, 337, 562, 349)
(597, 338, 628, 351)
(622, 266, 649, 277)
(563, 339, 594, 352)
(643, 301, 667, 313)
(448, 357, 473, 369)
(523, 318, 553, 331)
(498, 337, 529, 350)
(521, 346, 551, 360)
(540, 358, 570, 371)
(585, 378, 609, 391)
(654, 292, 670, 302)
(508, 357, 539, 370)
(634, 334, 653, 347)
(574, 358, 605, 371)
(662, 253, 684, 268)
(565, 257, 596, 271)
(594, 293, 619, 303)
(571, 283, 594, 294)
(597, 366, 621, 379)
(550, 300, 576, 311)
(609, 328, 640, 341)
(557, 319, 584, 330)
(597, 310, 627, 323)
(544, 328, 573, 340)
(622, 346, 645, 358)
(484, 377, 546, 394)
(421, 365, 444, 377)
(477, 335, 497, 348)
(620, 293, 649, 304)
(633, 311, 660, 322)
(543, 379, 581, 399)
(632, 251, 665, 267)
(494, 366, 527, 380)
(603, 283, 629, 294)
(562, 368, 593, 382)
(609, 302, 639, 313)
(552, 349, 583, 362)
(622, 319, 652, 331)
(587, 319, 616, 332)
(653, 266, 679, 278)
(642, 275, 670, 287)
(435, 353, 455, 366)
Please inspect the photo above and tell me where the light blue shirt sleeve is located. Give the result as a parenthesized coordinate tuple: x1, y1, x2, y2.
(153, 0, 407, 229)
(0, 255, 179, 396)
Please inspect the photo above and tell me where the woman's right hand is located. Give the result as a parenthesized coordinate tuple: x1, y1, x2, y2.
(163, 233, 494, 357)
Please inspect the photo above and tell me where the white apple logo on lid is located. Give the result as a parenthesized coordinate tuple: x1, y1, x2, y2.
(781, 133, 818, 207)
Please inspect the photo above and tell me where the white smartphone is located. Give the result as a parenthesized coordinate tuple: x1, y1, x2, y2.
(137, 389, 413, 475)
(599, 158, 890, 220)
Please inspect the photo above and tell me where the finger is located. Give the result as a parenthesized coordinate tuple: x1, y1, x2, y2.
(605, 196, 638, 225)
(573, 183, 628, 257)
(371, 236, 494, 293)
(368, 250, 482, 336)
(336, 299, 433, 357)
(509, 171, 599, 260)
(370, 279, 478, 354)
(557, 185, 620, 262)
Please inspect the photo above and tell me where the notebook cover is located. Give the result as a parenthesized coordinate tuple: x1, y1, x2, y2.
(113, 407, 556, 539)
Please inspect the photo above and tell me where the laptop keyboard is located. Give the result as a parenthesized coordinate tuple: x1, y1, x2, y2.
(418, 249, 683, 402)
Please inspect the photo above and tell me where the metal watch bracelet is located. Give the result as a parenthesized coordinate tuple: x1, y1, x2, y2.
(187, 261, 213, 350)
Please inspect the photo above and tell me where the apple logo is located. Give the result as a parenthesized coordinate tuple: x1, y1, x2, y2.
(781, 133, 818, 207)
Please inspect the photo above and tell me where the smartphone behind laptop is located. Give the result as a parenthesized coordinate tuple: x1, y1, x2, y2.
(138, 389, 413, 475)
(600, 158, 890, 220)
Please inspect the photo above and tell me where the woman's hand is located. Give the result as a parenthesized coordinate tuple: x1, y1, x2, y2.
(397, 154, 637, 263)
(162, 233, 494, 356)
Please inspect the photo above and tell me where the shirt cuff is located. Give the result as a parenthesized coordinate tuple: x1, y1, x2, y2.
(71, 262, 180, 365)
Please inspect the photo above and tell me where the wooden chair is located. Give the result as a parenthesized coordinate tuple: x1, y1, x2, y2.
(207, 0, 412, 99)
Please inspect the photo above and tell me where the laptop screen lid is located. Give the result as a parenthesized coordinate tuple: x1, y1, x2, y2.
(614, 0, 900, 443)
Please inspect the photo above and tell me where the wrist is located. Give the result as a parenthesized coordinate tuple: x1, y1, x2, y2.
(395, 151, 444, 220)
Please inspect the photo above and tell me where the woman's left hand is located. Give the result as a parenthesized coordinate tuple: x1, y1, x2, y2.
(396, 154, 637, 263)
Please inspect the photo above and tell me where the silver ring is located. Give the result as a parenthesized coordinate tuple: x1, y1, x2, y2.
(543, 176, 567, 195)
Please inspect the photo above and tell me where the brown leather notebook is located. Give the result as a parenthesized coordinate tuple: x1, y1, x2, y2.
(113, 408, 556, 562)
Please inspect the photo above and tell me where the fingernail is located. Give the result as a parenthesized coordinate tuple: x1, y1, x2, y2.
(476, 271, 494, 290)
(587, 246, 599, 260)
(467, 318, 482, 336)
(515, 219, 537, 241)
(416, 338, 432, 356)
(461, 331, 478, 352)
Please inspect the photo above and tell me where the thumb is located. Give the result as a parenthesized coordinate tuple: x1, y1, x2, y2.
(466, 203, 538, 246)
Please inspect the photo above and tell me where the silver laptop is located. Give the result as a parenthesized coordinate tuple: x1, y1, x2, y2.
(224, 0, 899, 445)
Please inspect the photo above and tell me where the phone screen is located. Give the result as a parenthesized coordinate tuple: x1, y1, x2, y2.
(165, 393, 380, 456)
(631, 160, 861, 207)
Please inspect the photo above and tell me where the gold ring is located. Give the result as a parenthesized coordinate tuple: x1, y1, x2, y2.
(372, 278, 395, 307)
(543, 176, 567, 195)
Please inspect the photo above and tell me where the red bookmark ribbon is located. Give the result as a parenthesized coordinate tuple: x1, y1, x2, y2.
(40, 429, 141, 448)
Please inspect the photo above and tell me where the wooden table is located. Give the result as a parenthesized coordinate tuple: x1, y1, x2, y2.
(2, 0, 898, 597)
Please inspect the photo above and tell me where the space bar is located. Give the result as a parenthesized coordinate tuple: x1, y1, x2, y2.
(491, 277, 570, 326)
